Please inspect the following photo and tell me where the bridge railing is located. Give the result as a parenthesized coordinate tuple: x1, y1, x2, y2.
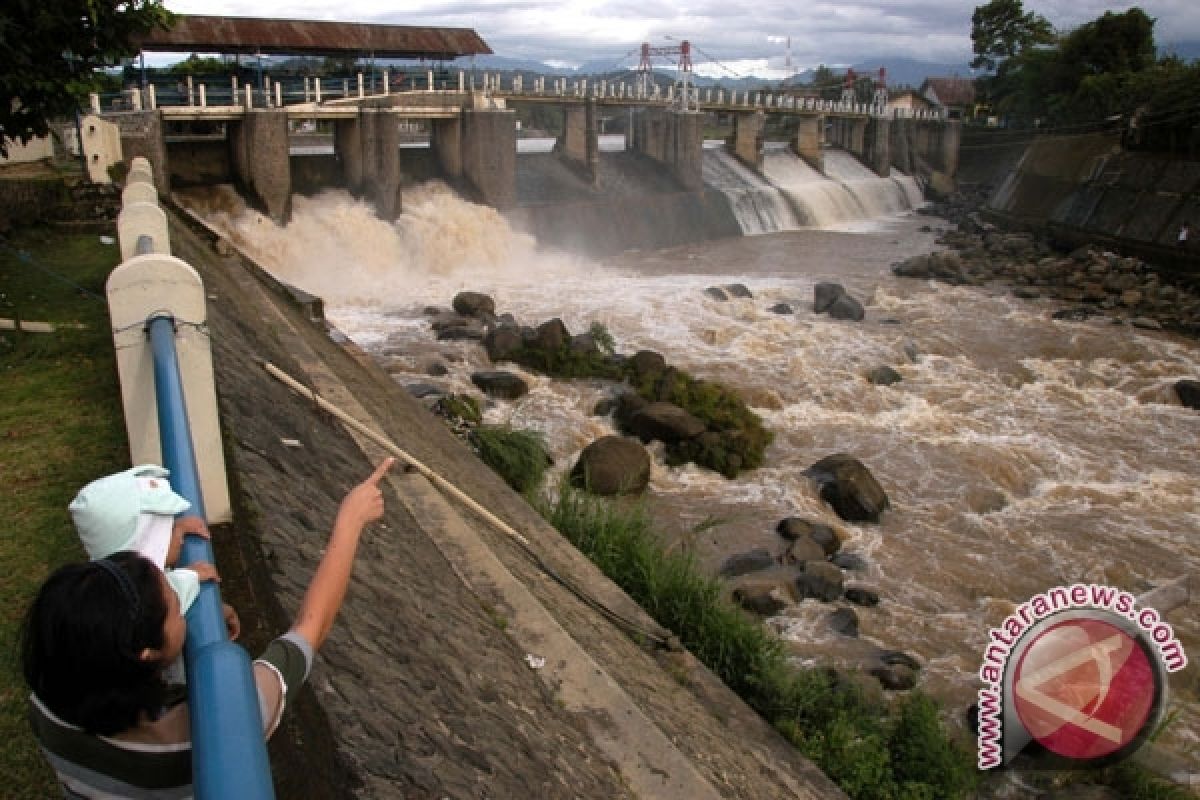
(88, 71, 949, 122)
(106, 158, 274, 800)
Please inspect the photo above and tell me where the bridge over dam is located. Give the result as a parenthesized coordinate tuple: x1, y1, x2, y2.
(88, 77, 960, 249)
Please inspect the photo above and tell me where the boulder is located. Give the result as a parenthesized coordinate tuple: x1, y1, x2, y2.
(627, 349, 667, 379)
(569, 435, 651, 495)
(452, 291, 495, 318)
(808, 525, 840, 556)
(870, 664, 917, 691)
(732, 585, 789, 617)
(768, 303, 794, 315)
(424, 361, 450, 377)
(805, 454, 889, 523)
(866, 366, 903, 386)
(828, 607, 859, 637)
(627, 402, 706, 444)
(1176, 379, 1200, 410)
(405, 383, 444, 399)
(592, 397, 616, 416)
(780, 536, 827, 565)
(470, 371, 529, 400)
(831, 552, 868, 571)
(437, 323, 485, 341)
(813, 282, 845, 313)
(718, 548, 777, 578)
(844, 587, 880, 607)
(705, 287, 729, 301)
(795, 561, 844, 602)
(725, 283, 753, 299)
(892, 255, 931, 279)
(827, 292, 865, 322)
(878, 650, 922, 671)
(483, 326, 523, 362)
(775, 517, 838, 555)
(614, 391, 649, 425)
(569, 333, 599, 355)
(533, 318, 571, 352)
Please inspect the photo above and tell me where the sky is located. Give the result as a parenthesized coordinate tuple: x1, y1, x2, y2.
(162, 0, 1200, 78)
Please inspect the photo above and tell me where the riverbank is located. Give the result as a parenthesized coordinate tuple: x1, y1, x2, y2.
(166, 201, 847, 798)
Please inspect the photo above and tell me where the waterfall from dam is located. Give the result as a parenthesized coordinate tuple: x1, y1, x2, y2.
(705, 143, 926, 235)
(700, 144, 800, 235)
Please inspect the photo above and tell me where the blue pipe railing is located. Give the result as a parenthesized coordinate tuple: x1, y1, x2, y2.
(148, 314, 275, 800)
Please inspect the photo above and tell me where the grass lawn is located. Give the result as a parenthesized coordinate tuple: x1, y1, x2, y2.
(0, 227, 129, 797)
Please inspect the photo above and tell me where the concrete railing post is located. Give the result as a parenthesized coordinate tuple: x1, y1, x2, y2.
(315, 79, 322, 103)
(427, 70, 434, 91)
(357, 73, 364, 98)
(274, 82, 282, 108)
(90, 93, 101, 114)
(199, 84, 207, 108)
(146, 84, 157, 110)
(186, 75, 194, 106)
(243, 84, 253, 109)
(382, 72, 389, 95)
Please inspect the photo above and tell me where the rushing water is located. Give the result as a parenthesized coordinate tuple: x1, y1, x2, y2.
(186, 172, 1200, 767)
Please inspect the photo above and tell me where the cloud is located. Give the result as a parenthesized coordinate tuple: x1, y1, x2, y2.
(164, 0, 1199, 70)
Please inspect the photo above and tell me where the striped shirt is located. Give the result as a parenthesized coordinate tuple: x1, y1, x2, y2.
(28, 633, 312, 799)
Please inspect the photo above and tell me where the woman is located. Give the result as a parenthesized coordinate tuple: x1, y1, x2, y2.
(21, 458, 394, 798)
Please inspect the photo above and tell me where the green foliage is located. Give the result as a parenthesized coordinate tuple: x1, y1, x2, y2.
(970, 0, 1055, 73)
(631, 367, 773, 477)
(0, 229, 128, 798)
(588, 321, 616, 356)
(1095, 762, 1198, 800)
(166, 54, 233, 76)
(509, 343, 624, 380)
(469, 425, 550, 494)
(435, 393, 482, 425)
(1060, 9, 1156, 77)
(974, 4, 1199, 140)
(888, 694, 976, 798)
(0, 0, 175, 154)
(537, 486, 977, 799)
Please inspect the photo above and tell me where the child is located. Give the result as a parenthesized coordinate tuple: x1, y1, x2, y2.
(68, 465, 220, 632)
(23, 457, 394, 798)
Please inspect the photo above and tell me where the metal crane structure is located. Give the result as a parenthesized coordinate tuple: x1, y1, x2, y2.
(638, 40, 695, 111)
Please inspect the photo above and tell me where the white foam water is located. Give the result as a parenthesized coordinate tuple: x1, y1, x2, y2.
(188, 182, 1200, 762)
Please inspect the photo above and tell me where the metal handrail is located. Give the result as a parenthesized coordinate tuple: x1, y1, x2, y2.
(148, 313, 275, 800)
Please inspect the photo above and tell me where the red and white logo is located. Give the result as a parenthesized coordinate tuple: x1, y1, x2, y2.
(1012, 617, 1156, 761)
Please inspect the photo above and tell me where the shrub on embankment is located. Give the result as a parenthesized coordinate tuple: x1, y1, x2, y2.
(466, 307, 771, 479)
(469, 425, 552, 494)
(537, 485, 977, 800)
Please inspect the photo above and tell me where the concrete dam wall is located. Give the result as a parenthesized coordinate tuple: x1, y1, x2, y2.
(507, 151, 742, 257)
(980, 130, 1200, 277)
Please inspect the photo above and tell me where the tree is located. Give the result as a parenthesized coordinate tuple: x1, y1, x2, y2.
(0, 0, 173, 155)
(1059, 8, 1155, 77)
(970, 0, 1055, 73)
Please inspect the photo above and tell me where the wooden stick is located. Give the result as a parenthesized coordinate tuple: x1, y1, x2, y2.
(262, 360, 533, 548)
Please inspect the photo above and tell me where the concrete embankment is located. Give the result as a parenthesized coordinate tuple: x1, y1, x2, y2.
(166, 202, 844, 799)
(970, 128, 1200, 282)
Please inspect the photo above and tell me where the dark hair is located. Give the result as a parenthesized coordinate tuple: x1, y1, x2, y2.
(21, 551, 170, 735)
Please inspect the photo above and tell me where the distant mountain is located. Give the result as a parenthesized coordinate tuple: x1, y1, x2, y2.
(789, 57, 975, 90)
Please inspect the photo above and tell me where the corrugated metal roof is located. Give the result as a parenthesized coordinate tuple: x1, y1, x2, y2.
(134, 15, 492, 59)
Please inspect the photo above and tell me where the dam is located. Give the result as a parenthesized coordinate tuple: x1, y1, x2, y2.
(45, 13, 1197, 800)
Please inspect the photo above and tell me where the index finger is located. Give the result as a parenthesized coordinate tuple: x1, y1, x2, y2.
(365, 457, 396, 485)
